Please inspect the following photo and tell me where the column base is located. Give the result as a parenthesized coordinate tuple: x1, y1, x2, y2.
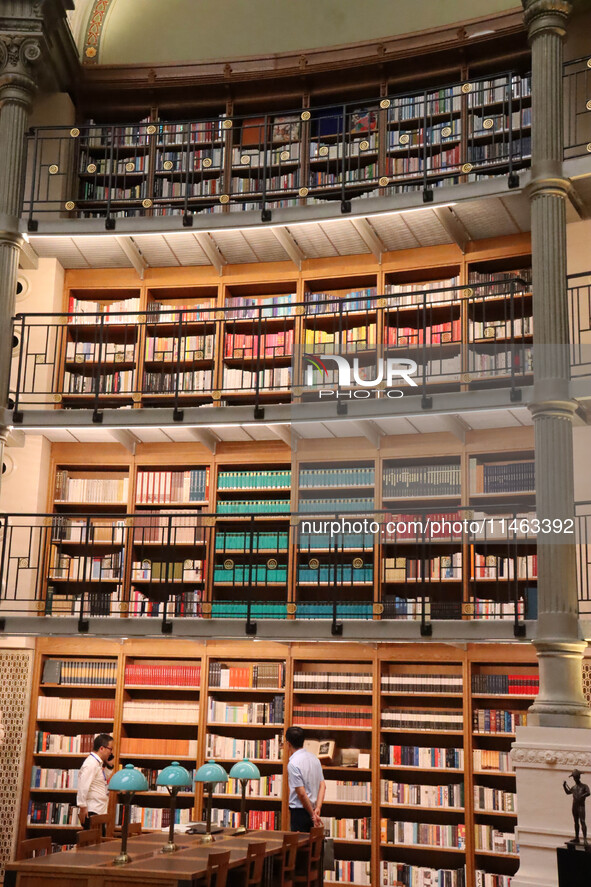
(511, 726, 591, 887)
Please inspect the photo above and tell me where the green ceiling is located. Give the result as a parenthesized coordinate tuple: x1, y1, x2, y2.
(94, 0, 521, 65)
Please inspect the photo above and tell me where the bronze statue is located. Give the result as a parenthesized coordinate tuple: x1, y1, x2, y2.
(564, 769, 591, 845)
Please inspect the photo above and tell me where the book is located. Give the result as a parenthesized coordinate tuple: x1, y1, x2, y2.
(303, 739, 335, 763)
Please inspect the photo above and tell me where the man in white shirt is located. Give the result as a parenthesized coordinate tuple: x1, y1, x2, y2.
(77, 733, 114, 830)
(286, 725, 325, 832)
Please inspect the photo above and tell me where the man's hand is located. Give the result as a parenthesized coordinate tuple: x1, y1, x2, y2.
(79, 806, 88, 824)
(312, 810, 323, 827)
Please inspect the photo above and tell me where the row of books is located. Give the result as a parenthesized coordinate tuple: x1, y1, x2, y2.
(473, 750, 513, 773)
(145, 335, 215, 362)
(384, 278, 459, 306)
(293, 672, 373, 692)
(471, 674, 539, 695)
(468, 74, 531, 104)
(79, 154, 147, 175)
(215, 774, 282, 797)
(33, 731, 97, 753)
(298, 565, 373, 584)
(381, 780, 464, 808)
(380, 745, 464, 769)
(136, 468, 209, 504)
(324, 780, 371, 802)
(389, 85, 462, 120)
(306, 288, 377, 315)
(381, 862, 465, 887)
(385, 320, 461, 346)
(124, 663, 201, 686)
(128, 590, 202, 619)
(474, 825, 517, 855)
(299, 467, 374, 489)
(205, 733, 282, 761)
(387, 147, 463, 176)
(381, 673, 463, 693)
(211, 809, 280, 829)
(31, 767, 79, 789)
(322, 816, 371, 841)
(215, 531, 288, 552)
(325, 861, 371, 885)
(27, 801, 79, 825)
(142, 369, 214, 392)
(225, 294, 297, 319)
(471, 554, 538, 580)
(382, 709, 463, 732)
(51, 517, 126, 544)
(224, 329, 294, 359)
(133, 512, 206, 545)
(149, 301, 214, 322)
(298, 497, 374, 513)
(469, 138, 531, 164)
(382, 464, 461, 498)
(217, 469, 290, 490)
(119, 737, 198, 756)
(470, 459, 535, 494)
(473, 709, 527, 734)
(475, 874, 511, 887)
(216, 499, 290, 514)
(213, 565, 287, 585)
(304, 324, 377, 349)
(155, 178, 221, 198)
(469, 316, 533, 341)
(55, 472, 129, 503)
(292, 704, 372, 728)
(131, 559, 205, 583)
(122, 700, 199, 724)
(470, 598, 526, 621)
(468, 345, 533, 375)
(468, 269, 531, 291)
(67, 296, 141, 320)
(37, 697, 115, 720)
(50, 553, 122, 582)
(64, 371, 134, 394)
(208, 662, 285, 689)
(41, 659, 117, 686)
(221, 366, 291, 390)
(381, 820, 466, 849)
(66, 343, 136, 363)
(206, 696, 285, 725)
(81, 183, 146, 201)
(156, 148, 222, 170)
(383, 555, 462, 582)
(474, 787, 516, 813)
(124, 806, 191, 829)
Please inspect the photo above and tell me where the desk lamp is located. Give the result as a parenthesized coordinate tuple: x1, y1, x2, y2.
(156, 761, 193, 852)
(229, 759, 261, 833)
(108, 764, 149, 865)
(194, 760, 228, 842)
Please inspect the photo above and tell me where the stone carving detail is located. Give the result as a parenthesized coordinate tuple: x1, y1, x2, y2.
(512, 747, 591, 768)
(0, 35, 42, 76)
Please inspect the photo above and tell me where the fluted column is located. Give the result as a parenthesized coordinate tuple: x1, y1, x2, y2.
(523, 0, 591, 726)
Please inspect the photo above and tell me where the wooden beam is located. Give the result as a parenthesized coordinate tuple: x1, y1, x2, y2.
(194, 233, 227, 274)
(110, 429, 140, 454)
(115, 236, 148, 279)
(268, 424, 299, 451)
(433, 206, 471, 253)
(18, 238, 38, 271)
(189, 427, 219, 453)
(351, 420, 384, 449)
(273, 227, 306, 270)
(350, 217, 384, 263)
(438, 414, 468, 443)
(5, 429, 25, 447)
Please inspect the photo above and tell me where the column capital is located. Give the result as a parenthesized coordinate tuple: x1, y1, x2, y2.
(0, 33, 40, 106)
(522, 0, 571, 39)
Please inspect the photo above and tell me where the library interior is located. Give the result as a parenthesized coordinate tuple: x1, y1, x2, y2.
(0, 1, 591, 886)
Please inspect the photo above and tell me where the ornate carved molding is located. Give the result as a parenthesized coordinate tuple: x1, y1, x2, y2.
(512, 747, 591, 768)
(522, 0, 571, 37)
(0, 34, 42, 74)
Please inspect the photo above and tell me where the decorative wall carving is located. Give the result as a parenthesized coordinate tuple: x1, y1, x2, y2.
(83, 0, 114, 63)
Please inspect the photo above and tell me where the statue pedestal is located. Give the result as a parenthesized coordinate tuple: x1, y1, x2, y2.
(557, 845, 591, 887)
(511, 727, 591, 887)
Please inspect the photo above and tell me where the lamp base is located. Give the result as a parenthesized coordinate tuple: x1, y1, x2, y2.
(201, 833, 214, 843)
(234, 825, 247, 834)
(161, 841, 179, 853)
(113, 852, 132, 866)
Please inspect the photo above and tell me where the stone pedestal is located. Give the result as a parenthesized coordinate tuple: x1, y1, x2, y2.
(512, 726, 591, 887)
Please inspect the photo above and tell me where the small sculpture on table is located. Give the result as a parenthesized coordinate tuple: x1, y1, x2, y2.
(563, 769, 591, 847)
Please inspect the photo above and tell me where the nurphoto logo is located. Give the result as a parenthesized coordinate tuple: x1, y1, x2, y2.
(303, 353, 418, 399)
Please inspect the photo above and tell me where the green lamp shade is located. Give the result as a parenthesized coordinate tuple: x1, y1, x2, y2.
(108, 763, 149, 793)
(195, 760, 228, 785)
(156, 762, 192, 788)
(229, 760, 261, 781)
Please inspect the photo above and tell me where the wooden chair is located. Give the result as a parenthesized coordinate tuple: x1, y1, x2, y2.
(203, 849, 231, 887)
(76, 827, 101, 847)
(243, 841, 266, 887)
(87, 812, 113, 838)
(294, 826, 323, 887)
(20, 836, 52, 859)
(128, 821, 142, 836)
(279, 833, 299, 887)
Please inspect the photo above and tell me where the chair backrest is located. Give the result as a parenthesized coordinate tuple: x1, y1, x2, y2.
(87, 813, 113, 837)
(76, 827, 101, 847)
(280, 833, 299, 887)
(244, 842, 266, 887)
(306, 826, 324, 887)
(205, 849, 231, 887)
(127, 821, 142, 836)
(20, 836, 52, 859)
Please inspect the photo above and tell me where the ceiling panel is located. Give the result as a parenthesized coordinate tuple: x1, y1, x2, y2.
(402, 210, 451, 247)
(212, 231, 259, 264)
(131, 235, 179, 267)
(285, 224, 338, 259)
(320, 222, 369, 256)
(369, 214, 422, 251)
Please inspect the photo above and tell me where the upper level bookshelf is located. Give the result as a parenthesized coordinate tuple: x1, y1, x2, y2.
(22, 70, 532, 225)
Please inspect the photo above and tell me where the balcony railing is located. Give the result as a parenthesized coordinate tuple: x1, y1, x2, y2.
(10, 278, 540, 417)
(0, 505, 539, 630)
(564, 56, 591, 160)
(22, 70, 532, 225)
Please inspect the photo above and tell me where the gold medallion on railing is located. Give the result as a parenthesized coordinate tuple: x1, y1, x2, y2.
(380, 99, 391, 109)
(224, 559, 234, 570)
(359, 139, 370, 152)
(195, 350, 204, 360)
(294, 305, 305, 316)
(309, 558, 319, 570)
(240, 155, 251, 165)
(142, 198, 153, 208)
(222, 119, 233, 129)
(378, 176, 390, 187)
(377, 297, 387, 308)
(461, 82, 472, 93)
(70, 127, 80, 138)
(53, 393, 62, 403)
(461, 373, 472, 383)
(301, 111, 311, 121)
(163, 160, 174, 170)
(65, 201, 76, 211)
(587, 143, 591, 153)
(298, 187, 309, 197)
(483, 118, 494, 130)
(353, 557, 363, 569)
(280, 150, 290, 161)
(267, 558, 278, 570)
(125, 517, 133, 526)
(203, 516, 215, 527)
(75, 354, 84, 363)
(463, 287, 474, 297)
(286, 602, 297, 615)
(461, 163, 473, 173)
(399, 133, 410, 146)
(373, 603, 384, 615)
(484, 328, 496, 339)
(87, 163, 97, 174)
(132, 393, 141, 402)
(126, 162, 136, 173)
(292, 387, 303, 397)
(183, 559, 193, 570)
(202, 602, 212, 615)
(18, 557, 29, 569)
(587, 58, 591, 68)
(147, 125, 157, 135)
(219, 194, 230, 204)
(49, 164, 59, 175)
(215, 310, 224, 320)
(291, 516, 301, 527)
(43, 517, 53, 526)
(212, 389, 221, 399)
(202, 157, 213, 168)
(37, 601, 46, 613)
(119, 602, 129, 613)
(136, 314, 146, 323)
(35, 354, 45, 364)
(318, 145, 329, 157)
(462, 602, 475, 616)
(115, 353, 125, 363)
(442, 126, 452, 138)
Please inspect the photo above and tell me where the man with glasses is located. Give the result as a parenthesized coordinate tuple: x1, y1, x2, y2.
(77, 733, 114, 831)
